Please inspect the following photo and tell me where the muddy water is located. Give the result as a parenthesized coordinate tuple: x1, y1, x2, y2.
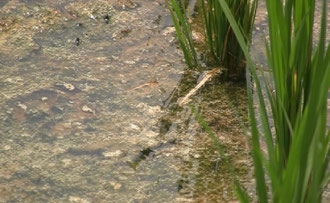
(0, 0, 252, 202)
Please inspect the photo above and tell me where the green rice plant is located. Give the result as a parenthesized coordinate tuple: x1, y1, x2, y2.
(201, 0, 257, 78)
(218, 0, 329, 201)
(166, 0, 257, 77)
(165, 0, 199, 68)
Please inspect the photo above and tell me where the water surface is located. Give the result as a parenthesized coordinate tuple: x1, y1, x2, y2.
(0, 0, 252, 202)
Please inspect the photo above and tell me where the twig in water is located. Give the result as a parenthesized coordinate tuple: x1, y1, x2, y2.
(178, 68, 221, 106)
(127, 79, 158, 92)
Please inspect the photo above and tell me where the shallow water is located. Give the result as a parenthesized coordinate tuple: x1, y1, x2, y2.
(0, 0, 252, 202)
(1, 0, 328, 202)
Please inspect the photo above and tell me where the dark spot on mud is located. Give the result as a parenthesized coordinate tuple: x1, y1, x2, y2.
(128, 148, 154, 169)
(76, 23, 83, 27)
(177, 179, 189, 192)
(139, 148, 154, 160)
(103, 15, 110, 24)
(75, 37, 81, 46)
(128, 139, 177, 169)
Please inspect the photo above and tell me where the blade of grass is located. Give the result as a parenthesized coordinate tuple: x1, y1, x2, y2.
(166, 0, 199, 68)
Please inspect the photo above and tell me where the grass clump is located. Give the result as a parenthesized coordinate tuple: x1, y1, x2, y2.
(166, 0, 199, 68)
(166, 0, 257, 79)
(201, 0, 257, 78)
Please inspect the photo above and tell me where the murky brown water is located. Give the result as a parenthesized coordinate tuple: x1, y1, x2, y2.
(0, 0, 252, 202)
(1, 0, 328, 202)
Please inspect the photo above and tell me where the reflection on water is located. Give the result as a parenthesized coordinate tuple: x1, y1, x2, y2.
(0, 0, 253, 202)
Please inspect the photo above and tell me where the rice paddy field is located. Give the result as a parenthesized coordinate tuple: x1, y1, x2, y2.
(0, 0, 328, 202)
